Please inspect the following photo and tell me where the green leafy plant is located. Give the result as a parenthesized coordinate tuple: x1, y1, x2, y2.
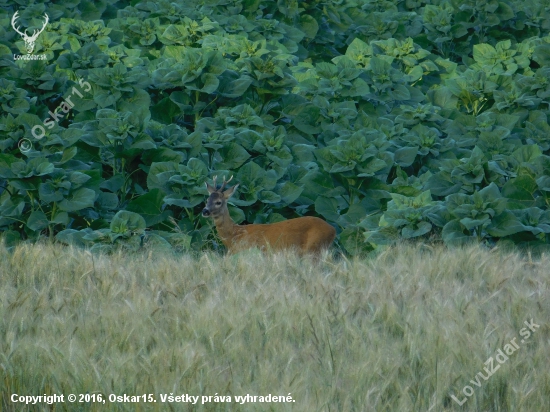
(1, 0, 550, 255)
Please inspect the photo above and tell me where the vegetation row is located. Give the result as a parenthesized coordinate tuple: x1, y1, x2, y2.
(1, 0, 550, 254)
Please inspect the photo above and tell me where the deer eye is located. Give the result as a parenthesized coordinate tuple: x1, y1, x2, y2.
(215, 201, 222, 205)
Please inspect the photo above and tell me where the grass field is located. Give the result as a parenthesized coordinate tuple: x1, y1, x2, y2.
(0, 241, 548, 411)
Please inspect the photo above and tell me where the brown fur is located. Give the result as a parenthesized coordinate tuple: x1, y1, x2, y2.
(202, 178, 336, 255)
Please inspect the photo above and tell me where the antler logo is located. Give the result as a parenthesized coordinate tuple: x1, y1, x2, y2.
(11, 11, 49, 54)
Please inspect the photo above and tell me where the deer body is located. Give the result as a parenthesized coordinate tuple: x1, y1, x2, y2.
(202, 177, 336, 255)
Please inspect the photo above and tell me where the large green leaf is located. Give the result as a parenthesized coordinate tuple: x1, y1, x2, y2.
(394, 146, 418, 167)
(299, 15, 319, 38)
(216, 143, 251, 170)
(278, 182, 303, 205)
(533, 44, 550, 66)
(58, 188, 96, 212)
(315, 196, 339, 222)
(442, 220, 473, 246)
(110, 210, 146, 234)
(486, 211, 525, 237)
(218, 71, 253, 98)
(27, 211, 49, 231)
(401, 221, 432, 239)
(126, 189, 171, 227)
(501, 174, 538, 209)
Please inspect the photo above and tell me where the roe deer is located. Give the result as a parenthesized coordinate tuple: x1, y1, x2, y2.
(202, 176, 336, 255)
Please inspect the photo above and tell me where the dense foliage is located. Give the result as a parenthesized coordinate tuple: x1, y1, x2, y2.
(1, 0, 550, 254)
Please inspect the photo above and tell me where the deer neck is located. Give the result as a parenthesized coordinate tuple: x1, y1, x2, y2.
(213, 210, 239, 247)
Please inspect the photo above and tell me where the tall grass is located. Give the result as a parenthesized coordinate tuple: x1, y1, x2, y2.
(0, 241, 548, 411)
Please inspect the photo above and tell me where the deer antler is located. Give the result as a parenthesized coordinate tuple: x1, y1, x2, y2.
(205, 175, 233, 192)
(11, 11, 26, 37)
(219, 175, 233, 191)
(27, 13, 49, 42)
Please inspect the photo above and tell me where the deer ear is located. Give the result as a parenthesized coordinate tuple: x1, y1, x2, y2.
(223, 184, 239, 199)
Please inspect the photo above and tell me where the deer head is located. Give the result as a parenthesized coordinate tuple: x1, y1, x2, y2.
(202, 176, 239, 219)
(11, 11, 49, 54)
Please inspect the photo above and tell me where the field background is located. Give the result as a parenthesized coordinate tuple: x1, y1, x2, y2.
(1, 241, 548, 411)
(2, 0, 550, 410)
